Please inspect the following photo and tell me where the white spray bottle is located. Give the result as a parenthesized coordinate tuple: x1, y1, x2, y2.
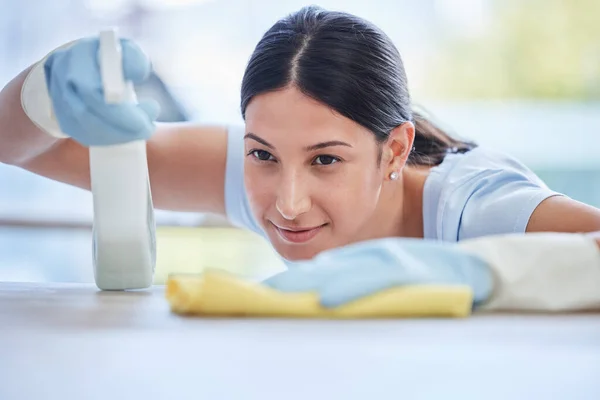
(89, 28, 156, 290)
(21, 28, 156, 290)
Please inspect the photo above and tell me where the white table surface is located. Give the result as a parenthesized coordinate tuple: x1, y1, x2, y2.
(1, 281, 599, 400)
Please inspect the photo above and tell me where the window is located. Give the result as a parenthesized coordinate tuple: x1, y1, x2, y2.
(1, 0, 598, 282)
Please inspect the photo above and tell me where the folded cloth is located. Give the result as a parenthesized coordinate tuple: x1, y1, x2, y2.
(165, 269, 473, 318)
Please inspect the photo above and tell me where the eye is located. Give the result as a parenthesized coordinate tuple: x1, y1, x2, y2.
(250, 149, 275, 162)
(314, 155, 340, 165)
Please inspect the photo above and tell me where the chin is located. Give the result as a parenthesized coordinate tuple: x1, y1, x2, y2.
(268, 232, 323, 261)
(275, 244, 321, 262)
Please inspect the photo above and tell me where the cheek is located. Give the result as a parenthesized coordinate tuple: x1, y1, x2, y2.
(244, 162, 275, 215)
(321, 166, 382, 226)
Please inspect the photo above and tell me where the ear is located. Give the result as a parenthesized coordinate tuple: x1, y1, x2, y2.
(381, 122, 415, 175)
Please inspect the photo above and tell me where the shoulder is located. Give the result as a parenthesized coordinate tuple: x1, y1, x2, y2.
(423, 147, 564, 241)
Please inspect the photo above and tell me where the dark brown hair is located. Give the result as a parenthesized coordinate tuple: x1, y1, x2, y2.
(241, 6, 476, 167)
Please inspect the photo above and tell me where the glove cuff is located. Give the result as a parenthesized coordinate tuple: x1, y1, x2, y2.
(20, 41, 77, 139)
(459, 233, 600, 312)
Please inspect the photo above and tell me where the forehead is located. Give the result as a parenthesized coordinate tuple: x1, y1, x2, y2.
(244, 86, 373, 145)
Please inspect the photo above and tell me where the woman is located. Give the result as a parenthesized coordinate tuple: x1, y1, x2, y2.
(1, 6, 599, 310)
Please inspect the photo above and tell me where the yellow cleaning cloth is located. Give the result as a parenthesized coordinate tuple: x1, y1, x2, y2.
(166, 270, 473, 318)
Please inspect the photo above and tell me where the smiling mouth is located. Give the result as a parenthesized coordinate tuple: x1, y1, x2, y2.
(271, 222, 326, 244)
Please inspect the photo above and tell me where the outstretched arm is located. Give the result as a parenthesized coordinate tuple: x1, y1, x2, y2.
(264, 233, 600, 313)
(527, 195, 600, 234)
(0, 37, 230, 215)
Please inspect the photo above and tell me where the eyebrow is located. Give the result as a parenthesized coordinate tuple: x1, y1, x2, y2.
(244, 133, 352, 152)
(244, 133, 274, 149)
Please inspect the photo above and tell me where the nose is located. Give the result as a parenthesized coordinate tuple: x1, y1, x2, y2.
(276, 170, 312, 220)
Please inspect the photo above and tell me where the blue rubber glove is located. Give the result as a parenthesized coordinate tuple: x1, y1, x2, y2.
(44, 37, 159, 146)
(263, 238, 493, 308)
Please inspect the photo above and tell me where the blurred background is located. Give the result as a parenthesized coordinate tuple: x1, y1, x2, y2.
(0, 0, 598, 283)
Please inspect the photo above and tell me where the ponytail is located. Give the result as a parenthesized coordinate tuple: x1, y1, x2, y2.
(408, 110, 477, 166)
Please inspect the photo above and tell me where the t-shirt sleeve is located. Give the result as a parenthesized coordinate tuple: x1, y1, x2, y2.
(223, 124, 264, 236)
(435, 149, 564, 241)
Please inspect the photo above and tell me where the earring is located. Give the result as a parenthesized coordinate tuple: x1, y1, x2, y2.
(389, 171, 399, 180)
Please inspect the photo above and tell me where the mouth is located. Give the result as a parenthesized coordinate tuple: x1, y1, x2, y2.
(271, 222, 326, 244)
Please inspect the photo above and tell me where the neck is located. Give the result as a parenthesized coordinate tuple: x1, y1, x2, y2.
(398, 166, 429, 238)
(360, 166, 429, 241)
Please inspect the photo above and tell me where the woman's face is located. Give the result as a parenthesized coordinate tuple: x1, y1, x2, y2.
(243, 86, 390, 261)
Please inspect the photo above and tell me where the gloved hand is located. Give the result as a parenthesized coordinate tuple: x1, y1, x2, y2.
(263, 238, 493, 308)
(43, 37, 159, 146)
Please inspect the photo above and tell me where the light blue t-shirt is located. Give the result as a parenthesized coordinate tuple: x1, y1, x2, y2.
(224, 125, 562, 242)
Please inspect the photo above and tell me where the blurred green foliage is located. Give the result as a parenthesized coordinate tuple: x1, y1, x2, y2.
(427, 0, 600, 99)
